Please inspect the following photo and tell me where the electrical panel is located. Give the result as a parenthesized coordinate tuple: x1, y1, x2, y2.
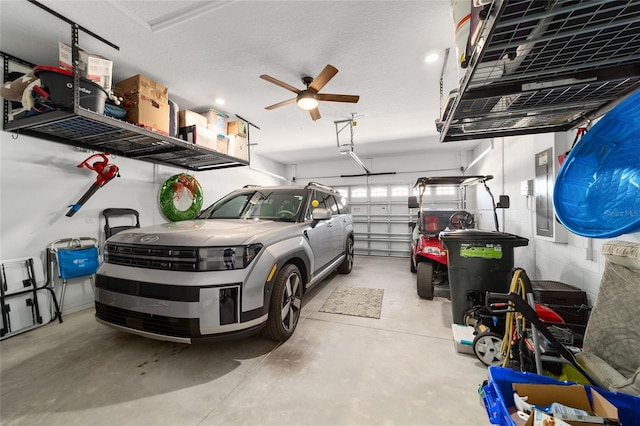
(534, 147, 568, 243)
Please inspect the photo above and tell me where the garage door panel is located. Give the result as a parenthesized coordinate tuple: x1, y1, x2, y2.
(346, 183, 461, 257)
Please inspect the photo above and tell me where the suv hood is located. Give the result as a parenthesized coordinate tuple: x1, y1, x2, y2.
(106, 219, 301, 247)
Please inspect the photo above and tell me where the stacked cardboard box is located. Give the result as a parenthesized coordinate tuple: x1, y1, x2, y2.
(227, 120, 247, 137)
(59, 42, 113, 92)
(227, 134, 248, 161)
(179, 110, 208, 128)
(227, 119, 248, 161)
(116, 74, 169, 135)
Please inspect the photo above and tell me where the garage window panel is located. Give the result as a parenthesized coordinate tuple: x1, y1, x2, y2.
(351, 188, 367, 198)
(391, 186, 409, 198)
(370, 187, 387, 198)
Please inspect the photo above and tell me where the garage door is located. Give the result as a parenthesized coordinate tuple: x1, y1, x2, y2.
(335, 183, 464, 257)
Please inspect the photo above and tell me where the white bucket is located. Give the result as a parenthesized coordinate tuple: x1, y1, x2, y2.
(451, 0, 471, 80)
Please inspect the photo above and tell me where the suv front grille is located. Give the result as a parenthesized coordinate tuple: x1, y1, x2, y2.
(104, 243, 198, 271)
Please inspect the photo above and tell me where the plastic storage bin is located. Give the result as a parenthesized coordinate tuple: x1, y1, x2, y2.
(481, 366, 640, 426)
(33, 65, 108, 114)
(553, 89, 640, 238)
(441, 230, 528, 324)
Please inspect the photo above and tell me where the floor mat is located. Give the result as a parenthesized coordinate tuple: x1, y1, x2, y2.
(319, 287, 384, 319)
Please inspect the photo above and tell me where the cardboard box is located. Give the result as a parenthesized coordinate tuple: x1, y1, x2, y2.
(179, 110, 208, 128)
(511, 383, 619, 426)
(59, 42, 113, 92)
(180, 125, 228, 153)
(227, 134, 248, 161)
(202, 108, 228, 137)
(227, 120, 247, 137)
(124, 94, 170, 135)
(116, 74, 169, 135)
(116, 74, 168, 104)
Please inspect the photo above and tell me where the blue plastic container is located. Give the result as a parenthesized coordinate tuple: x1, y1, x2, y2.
(481, 366, 640, 426)
(554, 89, 640, 238)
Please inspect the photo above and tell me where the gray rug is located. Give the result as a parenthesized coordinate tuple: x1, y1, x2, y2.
(319, 287, 384, 319)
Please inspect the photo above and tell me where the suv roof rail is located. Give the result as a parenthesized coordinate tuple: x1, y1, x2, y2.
(305, 181, 338, 193)
(242, 184, 262, 188)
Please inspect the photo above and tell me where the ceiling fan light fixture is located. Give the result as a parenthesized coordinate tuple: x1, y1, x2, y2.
(297, 91, 319, 110)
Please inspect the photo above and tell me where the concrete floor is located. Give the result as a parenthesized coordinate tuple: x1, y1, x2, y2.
(0, 256, 492, 425)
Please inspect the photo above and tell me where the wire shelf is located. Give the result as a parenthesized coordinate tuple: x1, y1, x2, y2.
(4, 108, 248, 171)
(440, 0, 640, 142)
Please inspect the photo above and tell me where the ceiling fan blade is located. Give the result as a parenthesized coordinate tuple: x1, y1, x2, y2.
(309, 108, 321, 121)
(260, 74, 301, 94)
(318, 93, 360, 103)
(309, 65, 338, 92)
(265, 98, 297, 110)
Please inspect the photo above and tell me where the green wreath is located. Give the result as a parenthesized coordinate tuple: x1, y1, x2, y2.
(159, 173, 204, 222)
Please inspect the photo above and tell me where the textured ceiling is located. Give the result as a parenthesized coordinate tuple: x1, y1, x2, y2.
(0, 0, 481, 163)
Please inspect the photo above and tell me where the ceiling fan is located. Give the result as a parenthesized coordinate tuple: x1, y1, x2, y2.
(260, 64, 360, 121)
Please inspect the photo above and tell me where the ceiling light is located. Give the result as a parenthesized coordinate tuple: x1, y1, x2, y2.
(215, 97, 226, 105)
(297, 91, 319, 110)
(424, 53, 440, 63)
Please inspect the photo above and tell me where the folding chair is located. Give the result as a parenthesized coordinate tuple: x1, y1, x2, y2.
(102, 208, 140, 239)
(48, 237, 99, 312)
(1, 256, 62, 339)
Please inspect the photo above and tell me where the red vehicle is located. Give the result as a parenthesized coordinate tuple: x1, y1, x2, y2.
(409, 175, 507, 300)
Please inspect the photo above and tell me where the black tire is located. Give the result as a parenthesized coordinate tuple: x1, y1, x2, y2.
(410, 254, 417, 273)
(416, 262, 434, 300)
(473, 331, 504, 366)
(337, 237, 354, 274)
(262, 264, 303, 342)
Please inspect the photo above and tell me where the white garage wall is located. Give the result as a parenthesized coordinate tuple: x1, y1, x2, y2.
(0, 131, 285, 313)
(468, 133, 640, 305)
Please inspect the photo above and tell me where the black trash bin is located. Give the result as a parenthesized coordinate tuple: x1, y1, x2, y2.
(441, 230, 528, 324)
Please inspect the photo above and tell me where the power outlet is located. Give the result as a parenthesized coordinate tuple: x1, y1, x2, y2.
(520, 179, 533, 196)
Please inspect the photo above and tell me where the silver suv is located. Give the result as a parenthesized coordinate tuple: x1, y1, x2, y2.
(95, 182, 354, 342)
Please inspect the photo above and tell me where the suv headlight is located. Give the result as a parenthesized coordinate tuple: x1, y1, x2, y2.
(198, 244, 263, 271)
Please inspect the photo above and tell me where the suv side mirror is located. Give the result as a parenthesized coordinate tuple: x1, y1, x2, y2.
(312, 208, 331, 221)
(496, 195, 510, 209)
(310, 208, 332, 229)
(408, 196, 419, 209)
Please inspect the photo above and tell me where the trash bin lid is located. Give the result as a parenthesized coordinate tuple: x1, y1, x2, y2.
(441, 229, 529, 246)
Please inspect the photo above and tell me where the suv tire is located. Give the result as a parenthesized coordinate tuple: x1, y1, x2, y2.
(337, 237, 354, 274)
(262, 263, 302, 341)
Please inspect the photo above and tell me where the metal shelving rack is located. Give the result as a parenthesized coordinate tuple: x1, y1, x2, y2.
(2, 1, 249, 172)
(440, 0, 640, 143)
(3, 106, 249, 171)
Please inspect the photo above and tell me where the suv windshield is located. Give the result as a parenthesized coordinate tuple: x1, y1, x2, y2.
(198, 189, 307, 221)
